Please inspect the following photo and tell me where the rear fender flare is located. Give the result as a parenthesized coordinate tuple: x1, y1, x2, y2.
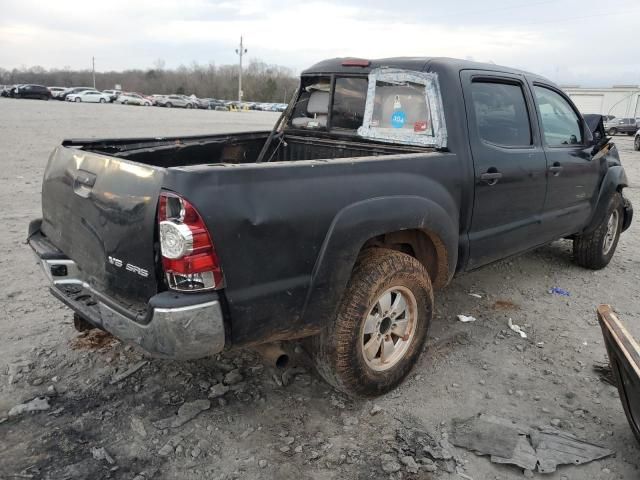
(583, 166, 628, 234)
(301, 195, 458, 328)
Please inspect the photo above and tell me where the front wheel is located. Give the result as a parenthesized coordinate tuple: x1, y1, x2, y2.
(573, 193, 623, 270)
(99, 98, 106, 103)
(165, 102, 172, 108)
(634, 136, 640, 151)
(186, 103, 193, 109)
(308, 249, 433, 397)
(608, 127, 618, 136)
(75, 97, 81, 102)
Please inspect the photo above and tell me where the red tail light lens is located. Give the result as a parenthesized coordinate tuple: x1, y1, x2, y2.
(158, 192, 223, 291)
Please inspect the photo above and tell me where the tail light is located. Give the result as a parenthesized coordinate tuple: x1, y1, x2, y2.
(158, 192, 223, 291)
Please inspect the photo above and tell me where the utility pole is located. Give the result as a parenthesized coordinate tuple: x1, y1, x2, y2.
(92, 56, 96, 89)
(235, 36, 247, 103)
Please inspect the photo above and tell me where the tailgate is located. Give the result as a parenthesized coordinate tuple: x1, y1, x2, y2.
(40, 145, 165, 308)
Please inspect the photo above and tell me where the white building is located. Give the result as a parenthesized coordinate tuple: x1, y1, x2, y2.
(561, 86, 640, 118)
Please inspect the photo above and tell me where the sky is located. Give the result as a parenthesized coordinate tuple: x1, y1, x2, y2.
(1, 0, 639, 87)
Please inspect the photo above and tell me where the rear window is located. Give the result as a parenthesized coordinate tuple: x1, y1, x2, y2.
(331, 77, 368, 130)
(358, 69, 447, 148)
(370, 80, 434, 135)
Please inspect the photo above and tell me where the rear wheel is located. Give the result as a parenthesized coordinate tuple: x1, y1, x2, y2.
(634, 136, 640, 151)
(608, 127, 618, 135)
(75, 97, 81, 103)
(99, 98, 106, 103)
(166, 102, 173, 108)
(186, 103, 193, 109)
(573, 193, 623, 270)
(308, 249, 433, 397)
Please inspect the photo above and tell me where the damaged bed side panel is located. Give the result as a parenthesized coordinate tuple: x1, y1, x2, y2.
(162, 151, 462, 346)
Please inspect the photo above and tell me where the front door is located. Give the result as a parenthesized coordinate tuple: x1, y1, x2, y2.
(530, 84, 601, 238)
(461, 71, 548, 268)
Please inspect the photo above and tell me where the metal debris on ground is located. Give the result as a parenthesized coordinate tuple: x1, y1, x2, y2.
(8, 396, 50, 417)
(451, 414, 613, 473)
(508, 318, 528, 338)
(457, 315, 477, 323)
(109, 360, 148, 385)
(90, 446, 115, 464)
(469, 293, 483, 299)
(153, 399, 210, 429)
(548, 287, 570, 297)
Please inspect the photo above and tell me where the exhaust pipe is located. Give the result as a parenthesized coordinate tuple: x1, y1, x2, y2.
(253, 343, 289, 369)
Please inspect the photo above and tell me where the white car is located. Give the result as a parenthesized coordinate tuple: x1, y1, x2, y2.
(116, 93, 152, 106)
(66, 90, 111, 103)
(48, 86, 67, 99)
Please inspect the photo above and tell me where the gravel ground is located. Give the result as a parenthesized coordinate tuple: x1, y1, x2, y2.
(0, 97, 639, 480)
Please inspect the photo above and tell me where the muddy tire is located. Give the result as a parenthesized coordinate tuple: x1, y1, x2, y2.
(573, 193, 623, 270)
(308, 248, 433, 397)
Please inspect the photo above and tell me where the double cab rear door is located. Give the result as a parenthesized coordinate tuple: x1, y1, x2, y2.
(460, 70, 601, 268)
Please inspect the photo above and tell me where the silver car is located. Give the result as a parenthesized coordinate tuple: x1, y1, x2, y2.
(157, 95, 195, 109)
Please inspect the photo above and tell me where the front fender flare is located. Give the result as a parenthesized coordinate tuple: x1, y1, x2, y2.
(301, 195, 458, 329)
(583, 166, 628, 235)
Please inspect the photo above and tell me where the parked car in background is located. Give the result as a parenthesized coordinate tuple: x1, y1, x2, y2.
(48, 87, 67, 99)
(156, 95, 195, 108)
(605, 117, 638, 136)
(102, 90, 123, 102)
(149, 94, 166, 105)
(14, 84, 51, 100)
(61, 87, 93, 101)
(66, 90, 112, 103)
(205, 99, 229, 111)
(193, 97, 211, 109)
(115, 93, 152, 106)
(0, 85, 15, 97)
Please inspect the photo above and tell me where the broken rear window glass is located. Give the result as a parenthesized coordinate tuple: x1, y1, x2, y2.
(289, 77, 331, 130)
(358, 69, 447, 148)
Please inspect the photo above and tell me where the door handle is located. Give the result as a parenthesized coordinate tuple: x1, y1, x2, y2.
(479, 169, 503, 185)
(549, 162, 563, 176)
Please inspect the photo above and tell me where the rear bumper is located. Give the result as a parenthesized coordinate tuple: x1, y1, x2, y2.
(28, 221, 226, 360)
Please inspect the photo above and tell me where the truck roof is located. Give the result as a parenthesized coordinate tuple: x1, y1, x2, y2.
(302, 56, 539, 80)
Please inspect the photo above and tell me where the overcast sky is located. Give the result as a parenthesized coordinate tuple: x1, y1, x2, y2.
(1, 0, 639, 87)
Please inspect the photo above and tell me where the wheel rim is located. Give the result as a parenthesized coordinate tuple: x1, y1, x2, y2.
(603, 209, 619, 255)
(360, 286, 418, 372)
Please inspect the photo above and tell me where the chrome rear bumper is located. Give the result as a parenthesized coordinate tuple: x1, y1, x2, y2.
(29, 226, 225, 360)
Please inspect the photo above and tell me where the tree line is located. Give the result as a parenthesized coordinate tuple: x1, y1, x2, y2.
(0, 59, 299, 103)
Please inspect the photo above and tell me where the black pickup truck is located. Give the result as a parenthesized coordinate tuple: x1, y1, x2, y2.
(28, 57, 633, 397)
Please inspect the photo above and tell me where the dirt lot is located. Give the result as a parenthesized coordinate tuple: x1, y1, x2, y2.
(0, 97, 638, 480)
